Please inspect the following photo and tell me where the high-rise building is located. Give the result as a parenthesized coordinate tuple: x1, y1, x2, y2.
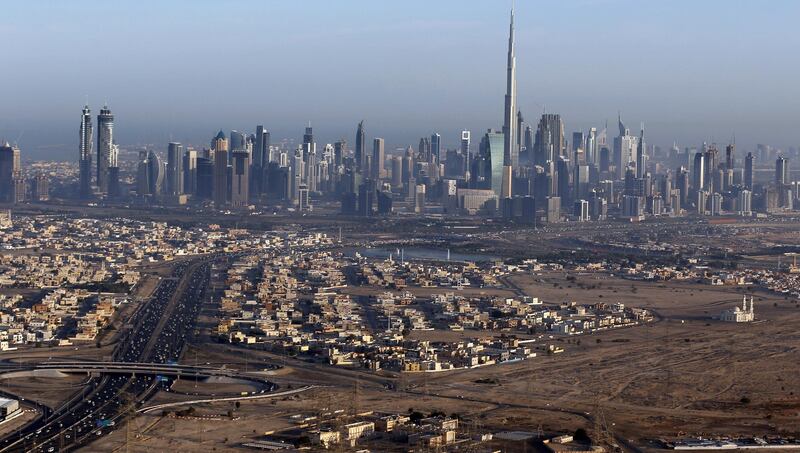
(430, 133, 441, 164)
(166, 142, 184, 196)
(230, 130, 246, 151)
(183, 148, 198, 195)
(738, 189, 752, 216)
(472, 130, 505, 198)
(574, 199, 589, 222)
(744, 152, 754, 189)
(502, 8, 518, 170)
(0, 142, 21, 203)
(355, 121, 366, 172)
(460, 130, 471, 176)
(196, 157, 214, 199)
(725, 143, 735, 170)
(231, 149, 250, 207)
(253, 125, 269, 195)
(213, 130, 229, 206)
(692, 152, 705, 193)
(31, 174, 49, 202)
(586, 128, 597, 166)
(372, 138, 385, 180)
(613, 115, 639, 180)
(96, 106, 114, 194)
(546, 196, 561, 223)
(533, 114, 564, 166)
(776, 156, 790, 186)
(523, 125, 534, 164)
(334, 140, 346, 167)
(391, 156, 403, 188)
(78, 105, 93, 198)
(147, 150, 164, 196)
(636, 126, 646, 178)
(136, 152, 150, 197)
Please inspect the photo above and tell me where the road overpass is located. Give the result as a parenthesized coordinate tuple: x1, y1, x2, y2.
(0, 361, 255, 380)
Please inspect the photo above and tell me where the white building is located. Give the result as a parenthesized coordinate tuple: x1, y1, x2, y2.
(719, 296, 754, 322)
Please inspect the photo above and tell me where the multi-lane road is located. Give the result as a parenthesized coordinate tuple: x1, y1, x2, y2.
(0, 257, 213, 452)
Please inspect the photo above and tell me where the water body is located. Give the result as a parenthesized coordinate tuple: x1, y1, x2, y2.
(351, 247, 498, 263)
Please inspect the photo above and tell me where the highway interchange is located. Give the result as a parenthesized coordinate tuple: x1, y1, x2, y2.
(0, 257, 216, 452)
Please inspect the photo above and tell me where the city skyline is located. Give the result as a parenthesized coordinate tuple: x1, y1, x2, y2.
(3, 0, 800, 159)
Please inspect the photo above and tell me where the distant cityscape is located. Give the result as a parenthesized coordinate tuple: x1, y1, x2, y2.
(2, 10, 799, 222)
(2, 5, 800, 453)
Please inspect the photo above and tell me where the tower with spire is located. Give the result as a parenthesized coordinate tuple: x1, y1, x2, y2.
(501, 7, 517, 198)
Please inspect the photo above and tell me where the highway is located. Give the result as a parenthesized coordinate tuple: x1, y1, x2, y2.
(0, 257, 214, 452)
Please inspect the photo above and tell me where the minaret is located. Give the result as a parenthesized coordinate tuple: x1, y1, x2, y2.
(502, 7, 517, 170)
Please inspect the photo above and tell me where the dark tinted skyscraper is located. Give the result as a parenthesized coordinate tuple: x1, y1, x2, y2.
(355, 121, 366, 172)
(744, 152, 754, 189)
(96, 106, 114, 194)
(534, 114, 564, 166)
(0, 142, 21, 203)
(430, 133, 441, 164)
(79, 105, 93, 199)
(372, 138, 385, 180)
(725, 143, 735, 170)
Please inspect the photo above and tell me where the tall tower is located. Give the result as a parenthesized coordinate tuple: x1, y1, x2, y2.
(744, 152, 754, 189)
(79, 105, 93, 198)
(355, 121, 366, 172)
(96, 106, 114, 194)
(213, 130, 229, 207)
(372, 137, 385, 180)
(166, 142, 184, 196)
(460, 130, 471, 176)
(502, 8, 517, 170)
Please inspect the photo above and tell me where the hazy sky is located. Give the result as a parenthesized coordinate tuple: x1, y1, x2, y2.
(3, 0, 800, 159)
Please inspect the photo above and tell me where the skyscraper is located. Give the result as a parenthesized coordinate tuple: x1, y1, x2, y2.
(516, 111, 525, 156)
(372, 138, 385, 180)
(0, 142, 21, 203)
(725, 143, 735, 170)
(253, 125, 269, 195)
(744, 152, 754, 189)
(473, 130, 504, 198)
(147, 150, 164, 196)
(78, 105, 93, 199)
(430, 133, 441, 164)
(613, 114, 639, 180)
(692, 152, 705, 193)
(355, 121, 366, 172)
(533, 114, 564, 166)
(586, 128, 597, 166)
(230, 130, 246, 151)
(460, 130, 471, 176)
(231, 149, 250, 207)
(96, 106, 114, 194)
(502, 8, 518, 170)
(183, 148, 198, 195)
(166, 142, 184, 196)
(213, 130, 229, 207)
(636, 125, 646, 178)
(776, 156, 790, 186)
